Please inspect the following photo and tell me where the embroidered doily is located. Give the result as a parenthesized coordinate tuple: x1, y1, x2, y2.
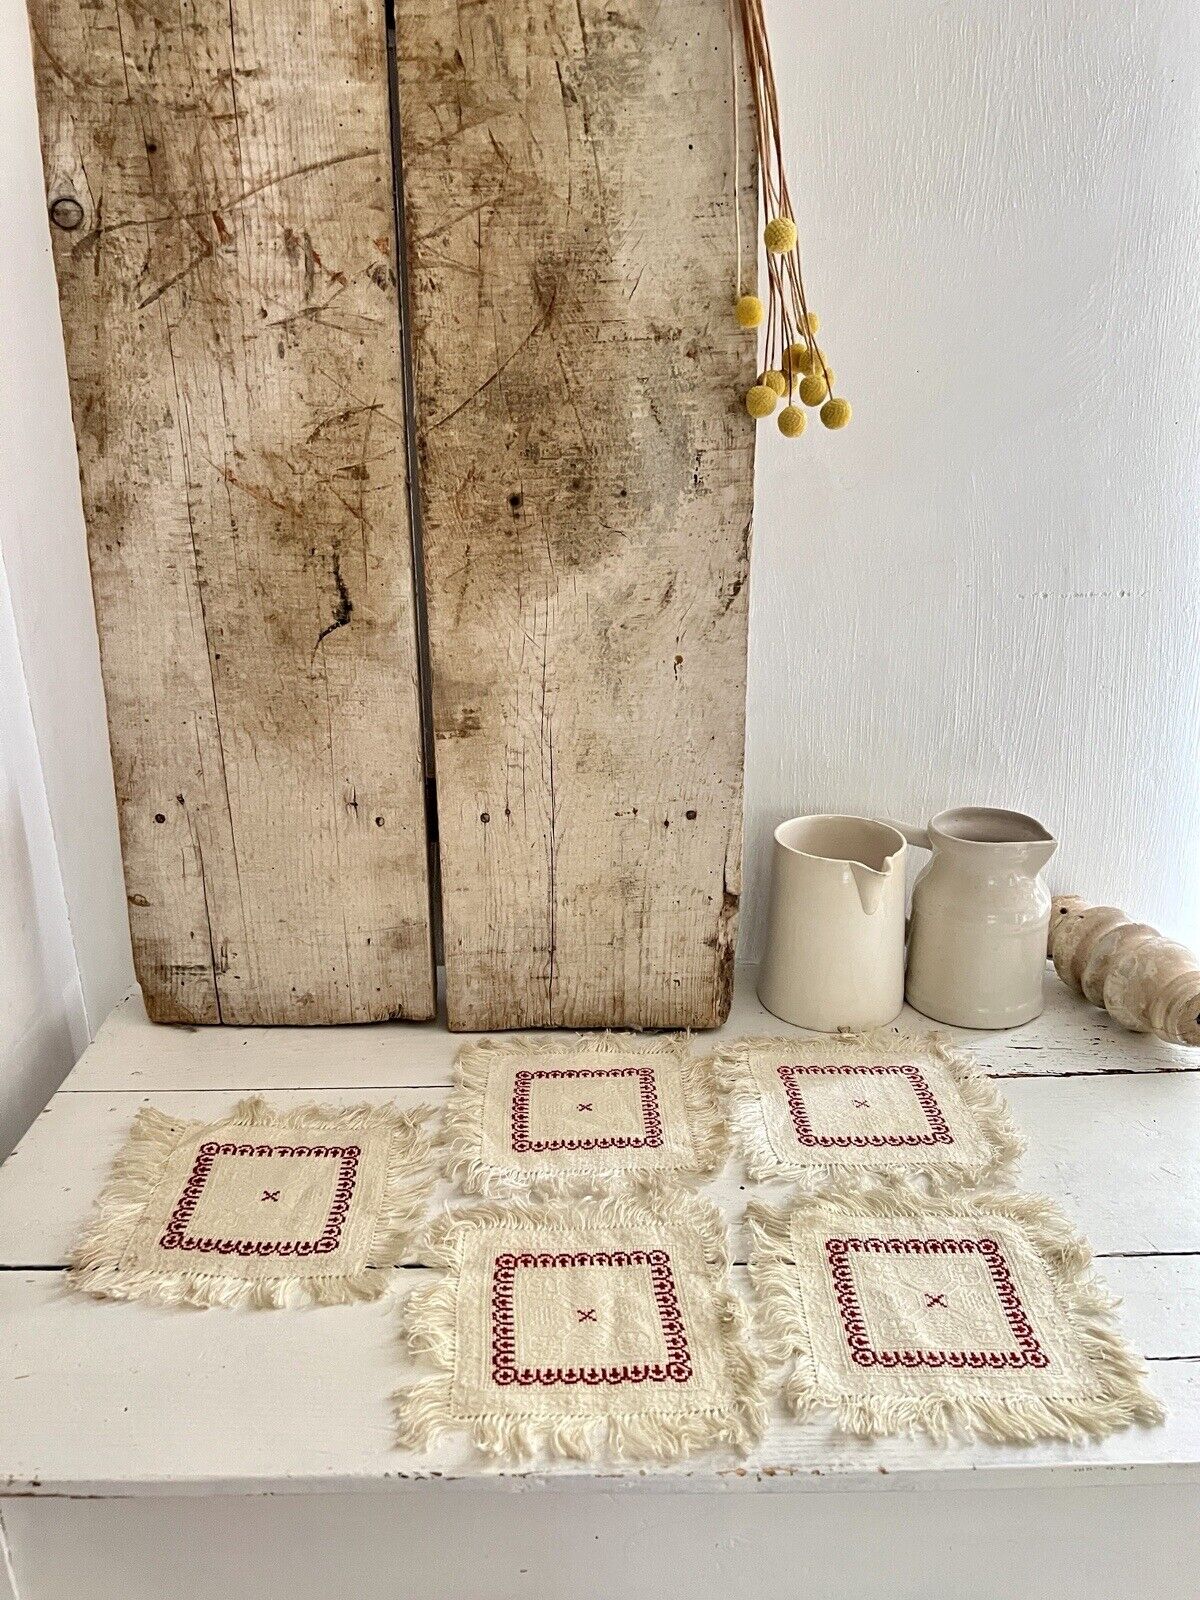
(68, 1097, 435, 1308)
(749, 1185, 1164, 1442)
(440, 1034, 726, 1195)
(394, 1191, 766, 1461)
(717, 1030, 1023, 1189)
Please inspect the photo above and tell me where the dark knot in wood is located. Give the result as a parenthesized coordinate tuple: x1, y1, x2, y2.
(49, 195, 85, 231)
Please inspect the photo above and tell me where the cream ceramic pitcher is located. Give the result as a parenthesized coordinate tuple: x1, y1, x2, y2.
(757, 815, 907, 1031)
(894, 807, 1057, 1029)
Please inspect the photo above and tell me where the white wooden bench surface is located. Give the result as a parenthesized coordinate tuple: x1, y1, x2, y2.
(0, 969, 1197, 1598)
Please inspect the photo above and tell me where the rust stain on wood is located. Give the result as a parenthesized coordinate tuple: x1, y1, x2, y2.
(396, 0, 756, 1028)
(29, 0, 435, 1022)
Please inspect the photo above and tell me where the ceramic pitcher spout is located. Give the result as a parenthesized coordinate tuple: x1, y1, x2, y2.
(850, 858, 894, 916)
(1024, 838, 1058, 873)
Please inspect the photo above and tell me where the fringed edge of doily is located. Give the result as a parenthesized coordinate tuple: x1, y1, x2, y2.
(746, 1182, 1165, 1443)
(67, 1097, 437, 1310)
(712, 1027, 1026, 1192)
(440, 1033, 726, 1197)
(393, 1189, 768, 1462)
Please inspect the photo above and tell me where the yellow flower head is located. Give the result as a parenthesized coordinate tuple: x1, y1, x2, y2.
(784, 344, 822, 378)
(778, 405, 806, 438)
(745, 383, 778, 419)
(758, 369, 787, 397)
(734, 293, 765, 329)
(799, 371, 831, 406)
(763, 216, 798, 254)
(820, 397, 852, 429)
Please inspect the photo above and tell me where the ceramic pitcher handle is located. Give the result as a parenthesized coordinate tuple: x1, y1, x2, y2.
(887, 820, 931, 852)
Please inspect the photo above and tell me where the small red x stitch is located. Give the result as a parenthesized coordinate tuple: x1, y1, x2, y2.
(577, 1102, 593, 1112)
(925, 1293, 947, 1308)
(261, 1190, 280, 1202)
(852, 1097, 870, 1108)
(576, 1308, 597, 1322)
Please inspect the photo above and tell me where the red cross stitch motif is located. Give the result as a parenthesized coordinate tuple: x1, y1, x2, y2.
(778, 1064, 954, 1148)
(577, 1103, 593, 1112)
(510, 1068, 664, 1153)
(576, 1308, 597, 1322)
(826, 1236, 1050, 1369)
(490, 1250, 692, 1386)
(926, 1292, 947, 1308)
(852, 1098, 870, 1109)
(158, 1142, 361, 1256)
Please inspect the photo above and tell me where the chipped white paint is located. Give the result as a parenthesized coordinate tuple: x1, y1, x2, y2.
(0, 967, 1197, 1498)
(0, 960, 1196, 1600)
(0, 968, 1198, 1598)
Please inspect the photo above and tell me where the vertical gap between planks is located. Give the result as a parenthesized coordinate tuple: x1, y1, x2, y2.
(385, 0, 444, 972)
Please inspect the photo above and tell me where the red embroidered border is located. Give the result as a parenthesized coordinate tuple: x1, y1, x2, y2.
(490, 1249, 692, 1386)
(779, 1063, 954, 1147)
(158, 1141, 361, 1256)
(510, 1068, 664, 1153)
(826, 1235, 1050, 1369)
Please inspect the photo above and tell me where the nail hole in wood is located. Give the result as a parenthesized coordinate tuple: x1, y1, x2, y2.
(49, 196, 84, 231)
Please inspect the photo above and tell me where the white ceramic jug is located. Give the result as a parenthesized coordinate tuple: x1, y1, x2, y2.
(893, 807, 1057, 1029)
(757, 815, 907, 1031)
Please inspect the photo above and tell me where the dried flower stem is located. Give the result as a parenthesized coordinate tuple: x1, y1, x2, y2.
(730, 0, 835, 404)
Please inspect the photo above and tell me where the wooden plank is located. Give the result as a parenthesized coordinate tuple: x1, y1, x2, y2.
(5, 1068, 1200, 1265)
(0, 1263, 1193, 1495)
(27, 0, 434, 1022)
(394, 0, 756, 1029)
(60, 975, 1200, 1095)
(5, 1482, 1200, 1600)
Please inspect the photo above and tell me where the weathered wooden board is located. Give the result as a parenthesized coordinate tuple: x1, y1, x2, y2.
(395, 0, 757, 1029)
(28, 0, 434, 1022)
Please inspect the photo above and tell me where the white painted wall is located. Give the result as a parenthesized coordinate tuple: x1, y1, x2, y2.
(0, 0, 132, 1153)
(0, 0, 1196, 1109)
(742, 0, 1200, 958)
(0, 555, 88, 1156)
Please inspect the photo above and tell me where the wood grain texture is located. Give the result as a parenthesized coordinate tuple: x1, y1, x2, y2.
(27, 0, 435, 1022)
(395, 0, 757, 1030)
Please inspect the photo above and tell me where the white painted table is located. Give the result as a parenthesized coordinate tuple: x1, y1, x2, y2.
(1, 970, 1197, 1600)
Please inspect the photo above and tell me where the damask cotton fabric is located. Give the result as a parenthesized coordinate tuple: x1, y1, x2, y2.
(394, 1191, 767, 1461)
(68, 1097, 435, 1308)
(441, 1034, 726, 1195)
(749, 1184, 1164, 1443)
(717, 1029, 1023, 1190)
